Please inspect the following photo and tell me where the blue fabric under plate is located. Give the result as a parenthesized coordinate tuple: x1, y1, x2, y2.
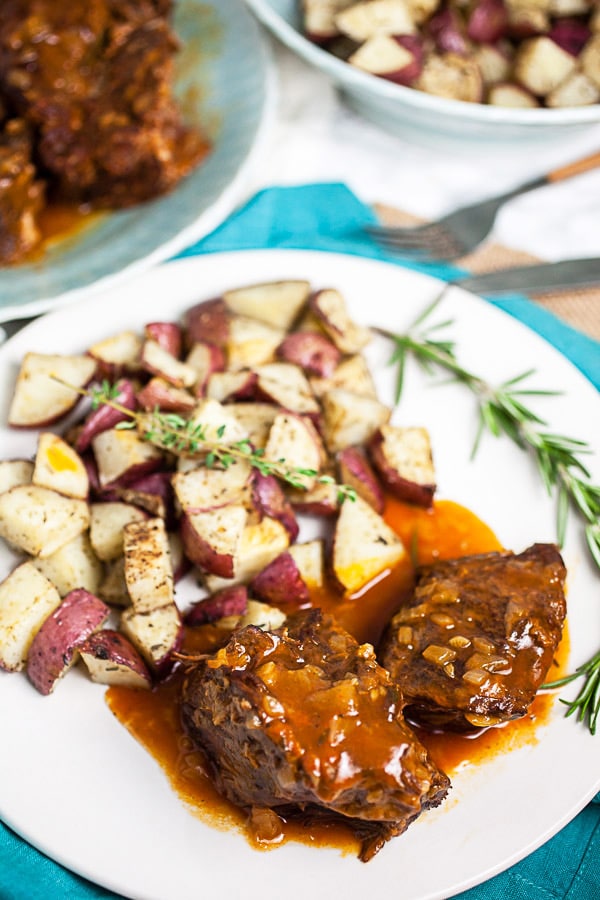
(1, 183, 598, 900)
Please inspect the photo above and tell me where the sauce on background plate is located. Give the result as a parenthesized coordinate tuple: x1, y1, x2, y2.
(107, 497, 568, 856)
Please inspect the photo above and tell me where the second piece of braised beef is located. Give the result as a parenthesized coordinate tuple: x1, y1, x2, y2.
(181, 609, 450, 862)
(379, 543, 567, 733)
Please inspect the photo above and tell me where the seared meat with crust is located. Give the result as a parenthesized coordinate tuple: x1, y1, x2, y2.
(181, 609, 450, 861)
(0, 118, 44, 264)
(380, 544, 567, 733)
(0, 0, 207, 210)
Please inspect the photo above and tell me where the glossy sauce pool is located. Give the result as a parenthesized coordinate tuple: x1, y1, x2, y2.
(106, 497, 569, 856)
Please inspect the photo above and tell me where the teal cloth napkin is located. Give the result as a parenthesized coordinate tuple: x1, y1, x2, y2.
(1, 183, 598, 900)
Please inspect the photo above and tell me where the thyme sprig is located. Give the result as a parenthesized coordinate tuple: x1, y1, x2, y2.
(61, 378, 357, 504)
(375, 298, 600, 734)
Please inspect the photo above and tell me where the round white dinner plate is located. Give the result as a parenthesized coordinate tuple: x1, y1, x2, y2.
(0, 249, 598, 900)
(0, 0, 276, 323)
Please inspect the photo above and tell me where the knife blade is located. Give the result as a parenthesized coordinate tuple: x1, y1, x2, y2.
(453, 257, 600, 296)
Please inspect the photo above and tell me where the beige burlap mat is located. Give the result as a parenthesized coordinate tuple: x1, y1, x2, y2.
(374, 204, 600, 342)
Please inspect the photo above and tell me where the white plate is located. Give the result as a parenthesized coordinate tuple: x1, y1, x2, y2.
(0, 250, 599, 900)
(0, 0, 276, 323)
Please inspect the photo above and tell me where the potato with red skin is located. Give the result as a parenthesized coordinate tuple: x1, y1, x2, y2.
(79, 630, 152, 689)
(206, 370, 258, 403)
(92, 428, 163, 489)
(368, 425, 436, 508)
(185, 585, 249, 626)
(250, 552, 310, 609)
(467, 0, 508, 44)
(120, 603, 183, 677)
(337, 446, 384, 513)
(8, 352, 97, 428)
(27, 589, 111, 695)
(75, 379, 137, 453)
(87, 331, 142, 380)
(180, 505, 248, 578)
(185, 342, 226, 398)
(144, 322, 183, 358)
(183, 298, 230, 349)
(251, 471, 300, 542)
(137, 377, 196, 413)
(141, 340, 197, 388)
(277, 331, 341, 377)
(223, 280, 311, 330)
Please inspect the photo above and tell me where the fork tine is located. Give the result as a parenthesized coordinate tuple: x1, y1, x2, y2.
(367, 227, 464, 258)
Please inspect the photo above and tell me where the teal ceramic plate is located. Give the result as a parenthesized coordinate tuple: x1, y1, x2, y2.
(0, 0, 275, 322)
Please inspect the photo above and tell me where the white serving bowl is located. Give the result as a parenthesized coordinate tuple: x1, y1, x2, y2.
(244, 0, 600, 148)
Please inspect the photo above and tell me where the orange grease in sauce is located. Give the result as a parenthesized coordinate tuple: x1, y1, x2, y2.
(106, 498, 569, 854)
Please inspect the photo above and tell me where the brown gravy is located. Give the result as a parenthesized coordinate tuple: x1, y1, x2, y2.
(106, 498, 568, 856)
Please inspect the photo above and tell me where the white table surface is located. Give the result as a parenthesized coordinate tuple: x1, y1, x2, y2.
(248, 39, 600, 263)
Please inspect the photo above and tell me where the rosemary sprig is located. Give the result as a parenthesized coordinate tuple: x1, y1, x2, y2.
(60, 378, 356, 504)
(376, 299, 600, 734)
(375, 305, 600, 570)
(543, 650, 600, 736)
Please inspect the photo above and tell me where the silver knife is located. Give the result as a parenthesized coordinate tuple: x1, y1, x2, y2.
(453, 257, 600, 296)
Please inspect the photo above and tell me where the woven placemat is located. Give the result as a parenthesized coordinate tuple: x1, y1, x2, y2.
(374, 204, 600, 342)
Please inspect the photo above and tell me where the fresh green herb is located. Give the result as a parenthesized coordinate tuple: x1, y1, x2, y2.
(55, 378, 357, 503)
(375, 302, 600, 571)
(543, 650, 600, 736)
(376, 298, 600, 734)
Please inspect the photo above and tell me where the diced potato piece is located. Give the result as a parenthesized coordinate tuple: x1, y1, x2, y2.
(204, 516, 290, 593)
(417, 53, 483, 103)
(0, 459, 34, 493)
(141, 339, 197, 388)
(547, 71, 600, 107)
(227, 316, 285, 371)
(206, 370, 257, 403)
(26, 589, 110, 695)
(473, 44, 512, 85)
(181, 504, 248, 578)
(369, 424, 436, 507)
(250, 551, 311, 608)
(488, 83, 539, 107)
(263, 412, 325, 490)
(0, 563, 61, 671)
(349, 34, 421, 84)
(255, 363, 320, 415)
(183, 299, 230, 348)
(514, 36, 577, 96)
(337, 446, 384, 512)
(288, 540, 325, 589)
(88, 330, 142, 374)
(0, 485, 89, 558)
(310, 354, 377, 398)
(89, 501, 148, 561)
(238, 600, 287, 631)
(92, 428, 163, 489)
(185, 398, 249, 445)
(301, 0, 355, 42)
(321, 387, 391, 453)
(137, 378, 196, 413)
(33, 432, 89, 499)
(581, 35, 600, 88)
(336, 0, 416, 42)
(98, 557, 130, 608)
(223, 280, 311, 329)
(332, 496, 406, 596)
(185, 342, 225, 397)
(310, 289, 371, 354)
(120, 603, 183, 675)
(173, 460, 252, 513)
(123, 518, 174, 613)
(8, 352, 96, 428)
(277, 331, 341, 377)
(32, 532, 103, 597)
(144, 322, 182, 358)
(226, 403, 278, 449)
(79, 630, 152, 688)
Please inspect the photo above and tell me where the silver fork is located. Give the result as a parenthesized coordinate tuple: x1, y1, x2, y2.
(365, 149, 600, 261)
